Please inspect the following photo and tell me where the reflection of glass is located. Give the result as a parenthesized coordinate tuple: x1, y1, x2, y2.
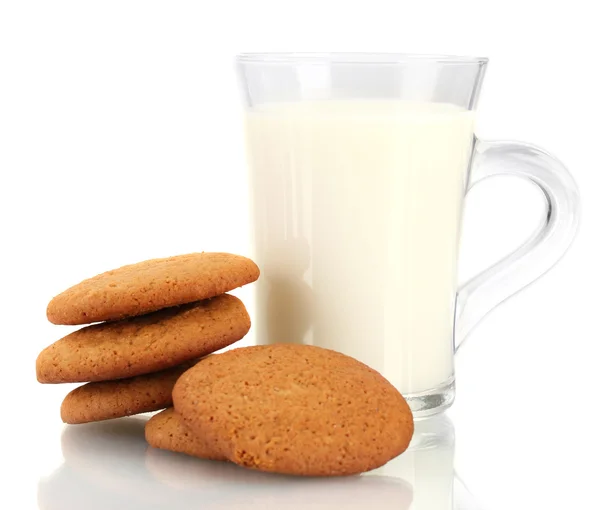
(38, 416, 481, 509)
(368, 415, 482, 509)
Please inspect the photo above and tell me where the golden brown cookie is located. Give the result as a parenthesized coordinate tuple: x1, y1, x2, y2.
(47, 252, 259, 325)
(60, 362, 197, 424)
(145, 408, 225, 461)
(172, 344, 414, 476)
(37, 294, 250, 383)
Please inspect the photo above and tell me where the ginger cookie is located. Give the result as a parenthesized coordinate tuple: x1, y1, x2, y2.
(60, 362, 197, 424)
(47, 252, 259, 325)
(145, 408, 225, 461)
(37, 294, 250, 383)
(172, 344, 414, 476)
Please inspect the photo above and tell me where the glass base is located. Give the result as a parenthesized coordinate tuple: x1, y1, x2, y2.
(404, 378, 455, 419)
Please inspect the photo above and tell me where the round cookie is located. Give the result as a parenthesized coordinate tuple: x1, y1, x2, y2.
(61, 362, 197, 424)
(37, 294, 250, 383)
(145, 408, 225, 461)
(47, 252, 259, 325)
(172, 344, 414, 476)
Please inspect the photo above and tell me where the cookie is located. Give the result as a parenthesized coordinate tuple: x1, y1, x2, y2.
(145, 408, 225, 461)
(37, 294, 250, 383)
(172, 344, 414, 476)
(47, 252, 259, 325)
(60, 362, 197, 424)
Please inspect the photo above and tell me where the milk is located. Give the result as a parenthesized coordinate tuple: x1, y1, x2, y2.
(246, 100, 475, 395)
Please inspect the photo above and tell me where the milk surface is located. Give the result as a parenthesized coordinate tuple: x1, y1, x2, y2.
(246, 100, 475, 394)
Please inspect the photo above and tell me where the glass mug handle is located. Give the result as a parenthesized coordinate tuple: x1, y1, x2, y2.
(455, 139, 580, 349)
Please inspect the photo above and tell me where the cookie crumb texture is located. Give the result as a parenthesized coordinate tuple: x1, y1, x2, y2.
(145, 408, 225, 461)
(173, 344, 414, 476)
(60, 362, 196, 424)
(46, 252, 260, 325)
(37, 294, 250, 383)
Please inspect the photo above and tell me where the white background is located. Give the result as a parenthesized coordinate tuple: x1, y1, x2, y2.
(1, 1, 598, 509)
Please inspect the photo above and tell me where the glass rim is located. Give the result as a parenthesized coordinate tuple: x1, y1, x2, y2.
(236, 52, 488, 66)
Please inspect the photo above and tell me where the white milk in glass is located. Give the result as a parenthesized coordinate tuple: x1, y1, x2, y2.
(246, 100, 475, 395)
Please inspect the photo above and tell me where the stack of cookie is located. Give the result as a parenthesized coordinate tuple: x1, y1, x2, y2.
(36, 253, 260, 425)
(37, 251, 415, 476)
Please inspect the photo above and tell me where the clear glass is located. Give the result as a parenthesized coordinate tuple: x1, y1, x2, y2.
(237, 53, 580, 417)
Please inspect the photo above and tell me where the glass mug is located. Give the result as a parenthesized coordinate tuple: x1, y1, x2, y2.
(237, 53, 580, 417)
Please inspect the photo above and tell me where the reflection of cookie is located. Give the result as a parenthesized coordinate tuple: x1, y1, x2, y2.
(145, 408, 225, 461)
(54, 417, 167, 508)
(37, 295, 250, 383)
(173, 344, 414, 476)
(61, 362, 196, 424)
(47, 252, 260, 325)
